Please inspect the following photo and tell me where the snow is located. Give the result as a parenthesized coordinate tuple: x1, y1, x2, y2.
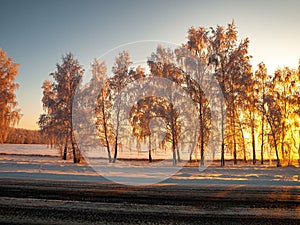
(0, 144, 299, 186)
(0, 144, 59, 156)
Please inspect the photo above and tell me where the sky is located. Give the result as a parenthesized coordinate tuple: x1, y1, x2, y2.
(1, 0, 300, 130)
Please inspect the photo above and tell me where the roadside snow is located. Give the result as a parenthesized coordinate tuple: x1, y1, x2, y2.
(0, 144, 299, 186)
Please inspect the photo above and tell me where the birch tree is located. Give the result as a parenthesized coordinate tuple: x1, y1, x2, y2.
(263, 93, 281, 167)
(38, 80, 56, 147)
(0, 48, 20, 143)
(208, 21, 252, 166)
(272, 67, 298, 161)
(93, 60, 114, 162)
(148, 46, 183, 165)
(109, 51, 132, 163)
(39, 53, 84, 163)
(179, 27, 212, 165)
(254, 63, 269, 164)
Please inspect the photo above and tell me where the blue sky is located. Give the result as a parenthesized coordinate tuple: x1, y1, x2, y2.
(1, 0, 300, 129)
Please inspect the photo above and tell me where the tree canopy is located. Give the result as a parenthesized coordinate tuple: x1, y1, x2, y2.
(0, 48, 20, 144)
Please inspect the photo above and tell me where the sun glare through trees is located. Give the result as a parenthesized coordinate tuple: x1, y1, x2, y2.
(0, 22, 300, 167)
(34, 22, 300, 168)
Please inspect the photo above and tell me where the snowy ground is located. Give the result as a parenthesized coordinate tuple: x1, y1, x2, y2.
(0, 144, 299, 187)
(0, 144, 299, 224)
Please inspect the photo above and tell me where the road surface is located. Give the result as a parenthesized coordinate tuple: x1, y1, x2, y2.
(0, 178, 299, 224)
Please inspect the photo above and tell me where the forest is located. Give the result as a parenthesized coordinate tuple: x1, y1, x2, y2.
(1, 22, 300, 167)
(4, 128, 47, 144)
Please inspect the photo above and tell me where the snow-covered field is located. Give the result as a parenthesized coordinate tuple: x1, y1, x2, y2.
(0, 144, 299, 187)
(0, 144, 59, 156)
(1, 144, 299, 224)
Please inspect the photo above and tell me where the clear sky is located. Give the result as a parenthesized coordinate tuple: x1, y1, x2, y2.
(1, 0, 300, 130)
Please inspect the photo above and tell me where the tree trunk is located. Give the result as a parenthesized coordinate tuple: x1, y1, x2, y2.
(112, 135, 118, 163)
(149, 150, 152, 163)
(107, 145, 112, 163)
(170, 104, 178, 165)
(221, 103, 225, 167)
(112, 102, 120, 163)
(273, 135, 281, 167)
(63, 136, 68, 160)
(261, 115, 264, 165)
(172, 125, 177, 166)
(177, 147, 181, 162)
(240, 128, 247, 163)
(221, 141, 225, 167)
(71, 132, 79, 163)
(190, 134, 198, 162)
(232, 109, 237, 165)
(200, 146, 205, 166)
(200, 128, 205, 165)
(233, 138, 237, 165)
(104, 129, 111, 163)
(69, 122, 80, 163)
(212, 145, 215, 161)
(251, 117, 256, 165)
(281, 122, 285, 160)
(199, 94, 205, 166)
(172, 129, 177, 166)
(148, 136, 152, 163)
(298, 145, 300, 166)
(172, 144, 177, 166)
(101, 96, 112, 163)
(288, 147, 291, 166)
(72, 140, 78, 163)
(189, 143, 193, 162)
(174, 124, 180, 163)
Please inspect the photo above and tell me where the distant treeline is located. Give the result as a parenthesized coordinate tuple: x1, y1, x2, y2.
(5, 128, 47, 144)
